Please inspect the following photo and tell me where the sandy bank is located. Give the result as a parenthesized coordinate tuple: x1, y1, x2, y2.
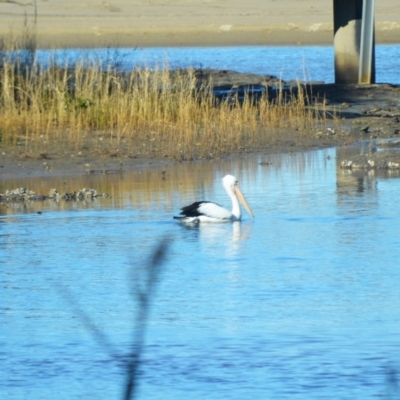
(0, 0, 399, 48)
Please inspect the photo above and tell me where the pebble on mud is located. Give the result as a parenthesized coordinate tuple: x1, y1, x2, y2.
(0, 187, 110, 203)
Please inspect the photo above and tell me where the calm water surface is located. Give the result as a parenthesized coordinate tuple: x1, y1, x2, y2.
(37, 44, 400, 84)
(1, 147, 400, 399)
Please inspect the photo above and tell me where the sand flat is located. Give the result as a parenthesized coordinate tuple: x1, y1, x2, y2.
(0, 0, 399, 48)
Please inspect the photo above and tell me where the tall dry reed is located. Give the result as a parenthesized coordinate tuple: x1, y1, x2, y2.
(0, 42, 327, 160)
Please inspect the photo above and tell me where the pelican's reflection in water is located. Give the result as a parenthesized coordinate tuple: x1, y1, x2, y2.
(179, 220, 253, 258)
(232, 221, 253, 242)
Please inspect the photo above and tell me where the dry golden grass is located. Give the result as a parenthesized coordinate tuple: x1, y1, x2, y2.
(0, 40, 328, 160)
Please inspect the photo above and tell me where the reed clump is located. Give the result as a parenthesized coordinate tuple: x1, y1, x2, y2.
(0, 41, 327, 161)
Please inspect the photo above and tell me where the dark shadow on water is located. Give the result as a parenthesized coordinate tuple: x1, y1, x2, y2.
(384, 365, 399, 400)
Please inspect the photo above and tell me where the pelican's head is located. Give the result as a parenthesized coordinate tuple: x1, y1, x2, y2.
(222, 174, 237, 188)
(222, 175, 254, 218)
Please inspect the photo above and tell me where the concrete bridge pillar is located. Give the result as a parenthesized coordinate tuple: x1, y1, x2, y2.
(333, 0, 375, 84)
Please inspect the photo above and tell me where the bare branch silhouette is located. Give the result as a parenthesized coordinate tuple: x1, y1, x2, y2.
(54, 236, 170, 400)
(124, 238, 170, 400)
(55, 281, 120, 360)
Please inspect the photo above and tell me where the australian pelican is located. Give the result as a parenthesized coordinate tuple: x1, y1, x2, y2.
(174, 175, 254, 223)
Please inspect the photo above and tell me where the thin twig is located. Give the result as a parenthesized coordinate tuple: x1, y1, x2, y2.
(124, 238, 170, 400)
(55, 281, 120, 359)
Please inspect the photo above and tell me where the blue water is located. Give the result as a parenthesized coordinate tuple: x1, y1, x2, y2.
(36, 44, 400, 84)
(1, 148, 400, 399)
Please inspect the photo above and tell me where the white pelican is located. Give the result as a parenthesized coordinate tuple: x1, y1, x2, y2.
(174, 174, 254, 223)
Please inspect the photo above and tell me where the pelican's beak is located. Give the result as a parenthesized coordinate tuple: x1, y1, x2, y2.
(234, 184, 254, 218)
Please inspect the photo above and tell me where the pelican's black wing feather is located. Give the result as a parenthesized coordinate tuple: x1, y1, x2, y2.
(179, 201, 212, 217)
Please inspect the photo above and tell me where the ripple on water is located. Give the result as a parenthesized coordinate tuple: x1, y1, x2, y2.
(1, 148, 400, 399)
